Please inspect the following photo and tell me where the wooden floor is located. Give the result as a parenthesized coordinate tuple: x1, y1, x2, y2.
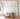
(0, 16, 20, 19)
(5, 16, 20, 19)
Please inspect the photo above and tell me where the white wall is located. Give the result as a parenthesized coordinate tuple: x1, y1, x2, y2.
(1, 1, 17, 14)
(4, 6, 14, 14)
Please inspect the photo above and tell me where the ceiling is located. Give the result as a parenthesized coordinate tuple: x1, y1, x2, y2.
(1, 1, 16, 7)
(0, 0, 17, 1)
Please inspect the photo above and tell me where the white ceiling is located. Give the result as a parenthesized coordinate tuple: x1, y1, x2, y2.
(1, 1, 16, 7)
